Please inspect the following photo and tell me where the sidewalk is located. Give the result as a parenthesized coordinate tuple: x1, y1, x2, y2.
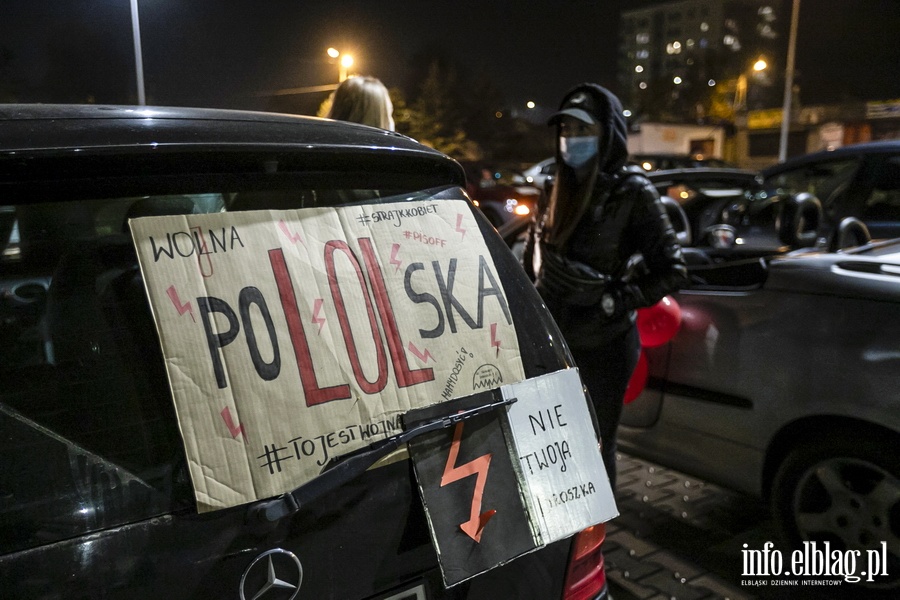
(605, 453, 775, 600)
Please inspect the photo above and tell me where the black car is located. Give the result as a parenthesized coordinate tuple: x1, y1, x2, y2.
(0, 105, 608, 599)
(762, 140, 900, 240)
(629, 153, 737, 172)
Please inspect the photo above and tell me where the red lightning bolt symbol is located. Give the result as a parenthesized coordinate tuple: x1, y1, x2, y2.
(441, 421, 495, 543)
(278, 220, 304, 245)
(166, 285, 195, 321)
(407, 341, 434, 363)
(490, 322, 501, 356)
(311, 298, 325, 334)
(221, 407, 247, 442)
(455, 213, 467, 239)
(390, 243, 402, 272)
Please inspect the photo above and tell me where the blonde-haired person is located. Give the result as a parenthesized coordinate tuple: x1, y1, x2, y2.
(326, 76, 395, 131)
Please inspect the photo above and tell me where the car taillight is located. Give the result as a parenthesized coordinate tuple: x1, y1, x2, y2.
(563, 523, 607, 600)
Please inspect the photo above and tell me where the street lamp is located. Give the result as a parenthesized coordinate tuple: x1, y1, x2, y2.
(779, 0, 801, 162)
(129, 0, 146, 105)
(327, 48, 355, 82)
(734, 56, 768, 111)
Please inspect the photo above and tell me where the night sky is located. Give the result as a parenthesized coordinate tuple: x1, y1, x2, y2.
(1, 0, 898, 113)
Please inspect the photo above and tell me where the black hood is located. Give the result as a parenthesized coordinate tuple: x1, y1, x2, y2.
(541, 83, 630, 251)
(549, 83, 630, 176)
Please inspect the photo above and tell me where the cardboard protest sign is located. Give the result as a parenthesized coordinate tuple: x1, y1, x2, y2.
(130, 199, 524, 512)
(408, 369, 617, 587)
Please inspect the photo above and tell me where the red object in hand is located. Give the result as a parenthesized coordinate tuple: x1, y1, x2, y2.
(636, 295, 682, 348)
(623, 350, 648, 404)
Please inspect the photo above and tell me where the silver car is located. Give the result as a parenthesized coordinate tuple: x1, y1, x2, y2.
(619, 171, 900, 589)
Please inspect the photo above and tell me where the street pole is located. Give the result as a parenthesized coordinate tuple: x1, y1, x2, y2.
(778, 0, 800, 162)
(130, 0, 146, 105)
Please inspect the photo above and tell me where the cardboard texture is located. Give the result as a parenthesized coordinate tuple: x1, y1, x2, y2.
(408, 369, 618, 587)
(129, 199, 525, 512)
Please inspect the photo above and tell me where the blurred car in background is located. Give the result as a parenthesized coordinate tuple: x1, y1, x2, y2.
(520, 157, 555, 190)
(762, 140, 900, 240)
(0, 104, 608, 600)
(460, 162, 540, 228)
(630, 153, 737, 172)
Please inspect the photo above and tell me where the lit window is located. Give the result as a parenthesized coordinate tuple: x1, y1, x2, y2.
(636, 32, 650, 44)
(637, 49, 649, 59)
(639, 82, 648, 90)
(708, 79, 716, 86)
(724, 35, 735, 46)
(666, 43, 682, 55)
(700, 22, 709, 32)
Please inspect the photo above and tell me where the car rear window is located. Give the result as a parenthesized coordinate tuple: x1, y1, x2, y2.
(0, 184, 463, 554)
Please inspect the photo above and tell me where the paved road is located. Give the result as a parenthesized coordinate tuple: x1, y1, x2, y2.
(604, 453, 876, 600)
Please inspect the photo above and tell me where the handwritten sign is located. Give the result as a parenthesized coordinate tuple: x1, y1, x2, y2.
(502, 368, 617, 543)
(130, 199, 525, 511)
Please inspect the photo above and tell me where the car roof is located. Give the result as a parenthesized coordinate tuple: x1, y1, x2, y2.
(0, 104, 466, 198)
(0, 104, 421, 151)
(761, 140, 900, 177)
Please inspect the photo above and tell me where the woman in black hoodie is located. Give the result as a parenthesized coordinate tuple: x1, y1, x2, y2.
(524, 83, 689, 488)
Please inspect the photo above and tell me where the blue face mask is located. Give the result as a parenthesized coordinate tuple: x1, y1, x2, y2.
(560, 135, 598, 169)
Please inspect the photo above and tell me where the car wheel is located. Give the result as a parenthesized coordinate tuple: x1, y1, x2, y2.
(772, 435, 900, 589)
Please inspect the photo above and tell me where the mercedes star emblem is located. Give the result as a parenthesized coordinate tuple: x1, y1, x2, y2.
(240, 548, 303, 600)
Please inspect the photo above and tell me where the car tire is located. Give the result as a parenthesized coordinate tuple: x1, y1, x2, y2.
(771, 434, 900, 590)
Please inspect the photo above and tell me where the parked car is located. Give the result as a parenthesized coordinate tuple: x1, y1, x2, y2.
(520, 157, 556, 191)
(616, 171, 900, 589)
(0, 104, 609, 599)
(761, 140, 900, 240)
(629, 153, 737, 172)
(460, 162, 540, 228)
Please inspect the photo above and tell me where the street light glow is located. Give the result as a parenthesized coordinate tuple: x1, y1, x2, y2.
(753, 58, 768, 71)
(526, 101, 536, 109)
(328, 48, 355, 82)
(673, 76, 683, 84)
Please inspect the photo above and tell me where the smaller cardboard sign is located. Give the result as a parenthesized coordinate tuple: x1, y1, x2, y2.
(408, 368, 617, 587)
(407, 391, 538, 587)
(502, 368, 618, 543)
